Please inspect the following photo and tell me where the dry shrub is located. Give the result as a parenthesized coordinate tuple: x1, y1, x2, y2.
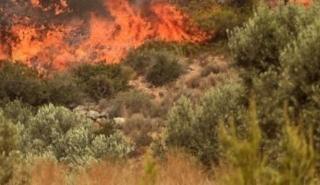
(122, 114, 155, 149)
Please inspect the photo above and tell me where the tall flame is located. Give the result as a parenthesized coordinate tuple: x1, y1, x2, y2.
(0, 0, 207, 71)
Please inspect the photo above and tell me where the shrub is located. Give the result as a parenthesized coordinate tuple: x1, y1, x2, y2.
(24, 104, 133, 165)
(44, 73, 84, 106)
(210, 5, 249, 39)
(165, 83, 244, 165)
(228, 4, 320, 140)
(280, 18, 320, 147)
(107, 90, 157, 117)
(2, 100, 33, 124)
(228, 4, 305, 77)
(122, 114, 154, 148)
(0, 61, 84, 107)
(146, 52, 184, 86)
(0, 62, 47, 106)
(72, 63, 131, 100)
(125, 49, 156, 75)
(0, 110, 21, 184)
(281, 18, 320, 110)
(125, 49, 184, 86)
(216, 100, 318, 185)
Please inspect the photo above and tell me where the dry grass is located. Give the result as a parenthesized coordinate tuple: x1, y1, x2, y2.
(30, 160, 67, 185)
(23, 152, 215, 185)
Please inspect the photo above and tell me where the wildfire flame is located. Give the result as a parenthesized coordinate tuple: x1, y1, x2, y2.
(0, 0, 207, 71)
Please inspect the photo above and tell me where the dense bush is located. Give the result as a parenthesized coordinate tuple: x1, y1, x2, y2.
(2, 100, 33, 124)
(44, 73, 84, 106)
(171, 0, 252, 40)
(125, 49, 184, 86)
(165, 83, 244, 165)
(72, 63, 131, 100)
(228, 3, 320, 140)
(281, 18, 320, 110)
(0, 62, 83, 106)
(0, 62, 47, 106)
(22, 104, 133, 165)
(229, 4, 320, 77)
(0, 110, 21, 184)
(145, 52, 184, 86)
(217, 101, 318, 185)
(280, 18, 320, 147)
(228, 5, 292, 75)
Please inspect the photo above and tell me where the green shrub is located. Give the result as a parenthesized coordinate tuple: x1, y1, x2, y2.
(281, 18, 320, 110)
(44, 73, 84, 106)
(24, 104, 133, 165)
(0, 61, 83, 107)
(228, 4, 306, 77)
(165, 83, 244, 165)
(72, 63, 131, 100)
(0, 110, 21, 184)
(146, 52, 184, 86)
(210, 6, 249, 39)
(125, 49, 184, 86)
(171, 0, 251, 40)
(0, 62, 47, 106)
(227, 4, 320, 140)
(2, 100, 33, 124)
(280, 18, 320, 147)
(217, 100, 318, 185)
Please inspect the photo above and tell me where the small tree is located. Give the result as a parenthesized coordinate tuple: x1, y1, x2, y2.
(166, 83, 244, 165)
(145, 52, 183, 86)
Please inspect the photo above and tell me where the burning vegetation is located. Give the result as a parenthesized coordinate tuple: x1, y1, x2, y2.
(0, 0, 207, 71)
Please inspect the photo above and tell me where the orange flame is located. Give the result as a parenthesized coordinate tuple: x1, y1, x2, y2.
(1, 0, 207, 70)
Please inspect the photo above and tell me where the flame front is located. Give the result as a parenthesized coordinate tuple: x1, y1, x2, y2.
(0, 0, 207, 71)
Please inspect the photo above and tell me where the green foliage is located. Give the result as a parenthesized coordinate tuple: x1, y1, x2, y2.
(0, 62, 47, 106)
(145, 52, 183, 86)
(2, 100, 33, 124)
(165, 83, 244, 165)
(172, 0, 252, 40)
(125, 49, 184, 86)
(0, 61, 83, 106)
(44, 73, 84, 106)
(228, 5, 291, 75)
(72, 63, 131, 100)
(280, 18, 320, 113)
(280, 17, 320, 148)
(24, 104, 133, 165)
(228, 3, 320, 143)
(0, 110, 21, 184)
(217, 100, 318, 185)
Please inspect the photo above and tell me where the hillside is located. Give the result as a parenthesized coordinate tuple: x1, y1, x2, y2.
(1, 0, 320, 185)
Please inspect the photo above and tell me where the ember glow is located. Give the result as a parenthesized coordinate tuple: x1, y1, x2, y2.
(0, 0, 207, 70)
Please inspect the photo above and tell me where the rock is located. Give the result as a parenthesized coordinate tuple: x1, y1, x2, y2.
(96, 118, 109, 124)
(87, 110, 101, 120)
(113, 117, 126, 125)
(73, 105, 86, 112)
(100, 110, 109, 118)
